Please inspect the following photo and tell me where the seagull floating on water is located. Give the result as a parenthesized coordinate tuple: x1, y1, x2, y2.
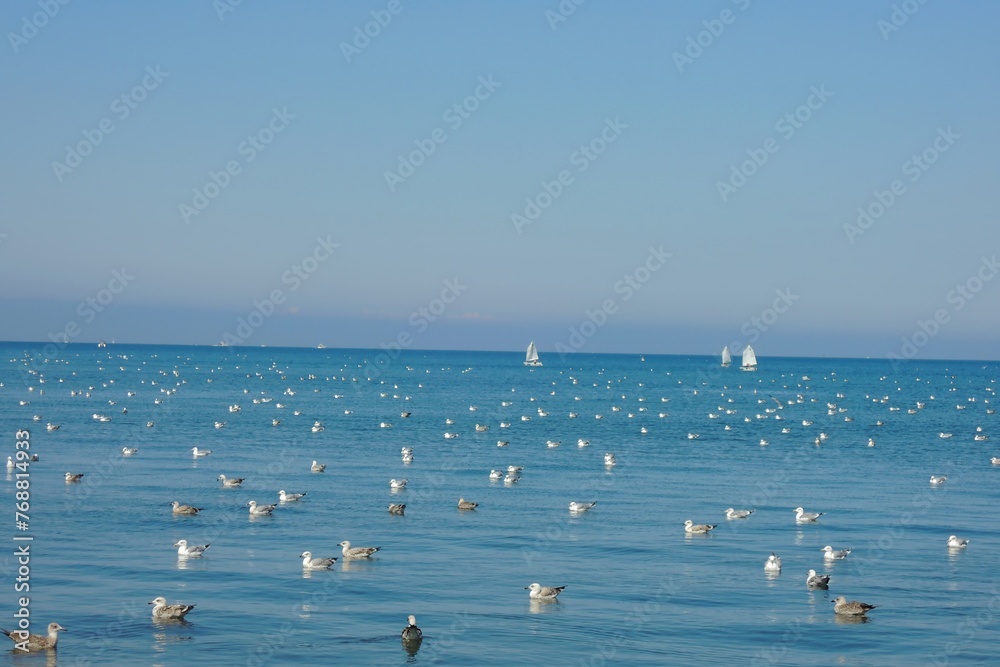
(339, 540, 381, 558)
(794, 507, 823, 522)
(457, 498, 478, 510)
(65, 472, 84, 483)
(569, 501, 597, 513)
(149, 596, 195, 620)
(604, 453, 616, 466)
(490, 469, 504, 481)
(806, 569, 831, 589)
(311, 460, 326, 472)
(279, 490, 306, 502)
(832, 596, 877, 616)
(300, 551, 337, 569)
(401, 615, 422, 642)
(192, 447, 212, 457)
(390, 478, 407, 489)
(725, 508, 754, 519)
(764, 553, 782, 573)
(171, 501, 201, 515)
(174, 539, 210, 557)
(684, 519, 717, 534)
(248, 500, 276, 516)
(122, 447, 138, 456)
(1, 622, 65, 652)
(388, 503, 405, 515)
(947, 535, 969, 548)
(525, 583, 565, 600)
(822, 545, 853, 560)
(217, 474, 244, 488)
(930, 475, 947, 485)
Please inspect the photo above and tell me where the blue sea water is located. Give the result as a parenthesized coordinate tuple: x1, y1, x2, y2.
(1, 343, 998, 666)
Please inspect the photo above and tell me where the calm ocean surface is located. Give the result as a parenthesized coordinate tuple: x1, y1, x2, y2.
(1, 343, 998, 666)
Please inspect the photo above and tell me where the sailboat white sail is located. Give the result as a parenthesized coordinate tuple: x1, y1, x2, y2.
(524, 341, 542, 367)
(721, 346, 731, 367)
(740, 345, 757, 371)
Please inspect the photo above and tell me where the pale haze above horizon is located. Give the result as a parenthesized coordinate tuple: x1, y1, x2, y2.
(2, 1, 998, 362)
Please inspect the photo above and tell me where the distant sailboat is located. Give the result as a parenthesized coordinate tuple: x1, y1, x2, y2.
(741, 345, 757, 372)
(524, 341, 542, 367)
(721, 346, 731, 367)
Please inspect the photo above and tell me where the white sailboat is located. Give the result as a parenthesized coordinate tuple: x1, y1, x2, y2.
(721, 346, 731, 367)
(740, 345, 757, 372)
(524, 341, 542, 367)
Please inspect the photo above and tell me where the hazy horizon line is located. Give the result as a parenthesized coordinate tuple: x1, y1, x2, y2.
(1, 339, 996, 365)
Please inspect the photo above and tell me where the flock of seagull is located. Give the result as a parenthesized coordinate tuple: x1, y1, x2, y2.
(3, 350, 996, 657)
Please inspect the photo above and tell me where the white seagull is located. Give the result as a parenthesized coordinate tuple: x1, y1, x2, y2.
(684, 519, 717, 534)
(300, 551, 337, 569)
(794, 507, 823, 522)
(174, 539, 210, 557)
(569, 501, 597, 513)
(764, 553, 782, 573)
(525, 582, 565, 600)
(806, 569, 830, 588)
(947, 535, 969, 548)
(822, 545, 853, 560)
(248, 500, 276, 516)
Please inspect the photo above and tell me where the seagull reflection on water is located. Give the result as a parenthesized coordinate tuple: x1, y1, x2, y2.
(529, 598, 562, 614)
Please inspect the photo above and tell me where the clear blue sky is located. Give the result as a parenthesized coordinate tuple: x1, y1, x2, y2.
(2, 1, 998, 360)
